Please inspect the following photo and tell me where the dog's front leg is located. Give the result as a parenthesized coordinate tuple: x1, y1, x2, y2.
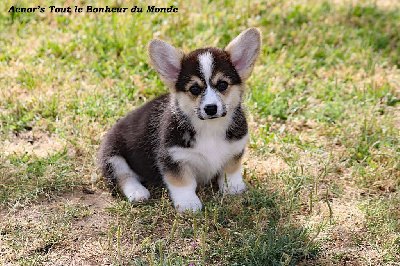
(218, 156, 246, 194)
(164, 168, 202, 213)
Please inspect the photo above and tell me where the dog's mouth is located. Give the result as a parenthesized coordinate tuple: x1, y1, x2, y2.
(204, 116, 219, 120)
(197, 112, 227, 120)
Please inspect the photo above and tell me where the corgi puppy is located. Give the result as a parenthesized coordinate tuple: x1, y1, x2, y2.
(98, 28, 261, 212)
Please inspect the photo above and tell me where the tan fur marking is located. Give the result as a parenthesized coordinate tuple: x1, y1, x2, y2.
(223, 157, 242, 174)
(184, 76, 204, 91)
(211, 72, 231, 85)
(164, 172, 192, 187)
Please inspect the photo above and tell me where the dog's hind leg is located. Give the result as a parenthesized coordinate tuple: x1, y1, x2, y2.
(107, 156, 150, 202)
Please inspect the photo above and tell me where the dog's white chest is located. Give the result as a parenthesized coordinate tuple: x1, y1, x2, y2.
(168, 131, 248, 182)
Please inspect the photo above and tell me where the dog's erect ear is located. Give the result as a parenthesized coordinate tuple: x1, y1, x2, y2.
(225, 28, 261, 81)
(148, 39, 184, 89)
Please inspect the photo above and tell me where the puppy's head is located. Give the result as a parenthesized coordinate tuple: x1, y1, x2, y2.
(148, 28, 261, 120)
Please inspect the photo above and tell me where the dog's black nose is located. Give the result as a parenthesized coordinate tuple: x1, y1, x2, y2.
(204, 104, 218, 116)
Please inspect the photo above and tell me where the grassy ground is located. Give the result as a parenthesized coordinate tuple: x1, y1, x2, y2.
(1, 0, 399, 264)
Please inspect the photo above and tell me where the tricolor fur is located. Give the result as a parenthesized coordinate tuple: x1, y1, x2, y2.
(98, 28, 261, 212)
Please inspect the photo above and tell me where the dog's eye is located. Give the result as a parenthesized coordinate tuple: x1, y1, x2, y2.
(216, 81, 228, 91)
(189, 85, 202, 96)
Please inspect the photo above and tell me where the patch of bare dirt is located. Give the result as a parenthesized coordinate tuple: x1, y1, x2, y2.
(1, 130, 66, 158)
(245, 154, 290, 177)
(0, 189, 115, 265)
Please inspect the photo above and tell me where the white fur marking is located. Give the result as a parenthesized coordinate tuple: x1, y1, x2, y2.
(203, 86, 219, 105)
(198, 52, 214, 83)
(197, 52, 224, 119)
(166, 179, 202, 213)
(122, 178, 151, 202)
(200, 86, 224, 117)
(168, 114, 248, 184)
(218, 167, 246, 194)
(108, 156, 150, 202)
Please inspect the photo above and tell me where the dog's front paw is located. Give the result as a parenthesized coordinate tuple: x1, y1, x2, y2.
(220, 179, 247, 195)
(165, 172, 201, 212)
(126, 185, 150, 202)
(218, 170, 247, 195)
(174, 196, 202, 213)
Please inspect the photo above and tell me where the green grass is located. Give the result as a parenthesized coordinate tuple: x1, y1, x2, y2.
(1, 0, 400, 264)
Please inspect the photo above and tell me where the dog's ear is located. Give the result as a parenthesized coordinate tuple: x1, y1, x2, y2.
(148, 39, 184, 89)
(225, 28, 261, 81)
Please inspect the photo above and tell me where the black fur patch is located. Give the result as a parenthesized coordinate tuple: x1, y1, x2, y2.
(176, 47, 241, 93)
(226, 105, 248, 141)
(163, 107, 196, 148)
(158, 153, 181, 175)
